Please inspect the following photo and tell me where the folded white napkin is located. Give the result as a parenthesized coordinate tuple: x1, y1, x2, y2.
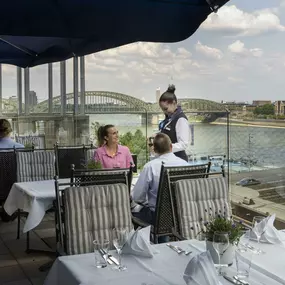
(121, 226, 156, 258)
(183, 251, 221, 285)
(250, 214, 285, 244)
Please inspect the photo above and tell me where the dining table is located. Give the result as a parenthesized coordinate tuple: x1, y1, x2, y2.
(3, 176, 139, 233)
(43, 239, 285, 285)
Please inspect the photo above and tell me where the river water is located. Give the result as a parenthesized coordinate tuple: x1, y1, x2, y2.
(89, 114, 285, 169)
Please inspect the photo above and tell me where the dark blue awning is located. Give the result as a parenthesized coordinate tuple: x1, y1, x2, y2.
(0, 0, 229, 67)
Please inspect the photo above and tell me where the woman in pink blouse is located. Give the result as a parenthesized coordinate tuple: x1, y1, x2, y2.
(94, 124, 134, 169)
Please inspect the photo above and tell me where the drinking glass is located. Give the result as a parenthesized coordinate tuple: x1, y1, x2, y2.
(235, 247, 252, 280)
(213, 231, 229, 276)
(112, 228, 128, 271)
(252, 216, 265, 254)
(93, 240, 109, 268)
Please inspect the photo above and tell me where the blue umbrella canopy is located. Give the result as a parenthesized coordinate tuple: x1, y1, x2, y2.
(0, 0, 229, 67)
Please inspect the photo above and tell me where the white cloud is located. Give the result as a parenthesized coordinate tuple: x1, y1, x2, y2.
(85, 42, 195, 84)
(2, 65, 16, 77)
(202, 5, 285, 36)
(195, 41, 223, 60)
(227, 76, 244, 83)
(228, 40, 263, 57)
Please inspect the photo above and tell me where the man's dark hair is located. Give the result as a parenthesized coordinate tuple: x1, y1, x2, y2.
(153, 133, 172, 155)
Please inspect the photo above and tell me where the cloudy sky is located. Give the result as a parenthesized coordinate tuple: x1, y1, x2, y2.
(2, 0, 285, 104)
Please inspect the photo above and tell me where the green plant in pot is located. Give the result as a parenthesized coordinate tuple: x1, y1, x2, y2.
(199, 208, 244, 265)
(86, 158, 103, 170)
(24, 143, 34, 149)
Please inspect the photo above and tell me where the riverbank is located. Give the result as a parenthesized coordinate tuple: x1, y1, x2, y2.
(211, 118, 285, 129)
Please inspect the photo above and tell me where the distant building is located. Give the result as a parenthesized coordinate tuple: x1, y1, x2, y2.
(29, 91, 38, 106)
(252, 100, 271, 106)
(155, 88, 160, 103)
(9, 96, 17, 103)
(274, 101, 285, 115)
(221, 101, 255, 114)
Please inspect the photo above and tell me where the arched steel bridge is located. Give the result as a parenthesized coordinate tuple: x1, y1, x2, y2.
(2, 91, 228, 115)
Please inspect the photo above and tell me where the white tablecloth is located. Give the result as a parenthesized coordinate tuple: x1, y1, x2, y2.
(43, 240, 284, 285)
(4, 179, 68, 233)
(4, 177, 138, 234)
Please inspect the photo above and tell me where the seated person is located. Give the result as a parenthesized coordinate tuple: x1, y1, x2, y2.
(0, 119, 24, 149)
(131, 133, 188, 225)
(94, 124, 134, 169)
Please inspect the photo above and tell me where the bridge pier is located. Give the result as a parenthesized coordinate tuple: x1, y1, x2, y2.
(16, 119, 36, 135)
(141, 113, 154, 125)
(44, 115, 90, 148)
(11, 115, 89, 148)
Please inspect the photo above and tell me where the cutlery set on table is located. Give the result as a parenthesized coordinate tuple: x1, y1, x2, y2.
(166, 243, 192, 255)
(166, 243, 251, 285)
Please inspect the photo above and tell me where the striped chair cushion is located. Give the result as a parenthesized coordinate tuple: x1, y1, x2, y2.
(64, 183, 133, 255)
(16, 151, 55, 182)
(174, 177, 230, 239)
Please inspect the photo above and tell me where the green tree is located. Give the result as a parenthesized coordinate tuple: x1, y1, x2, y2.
(119, 129, 147, 170)
(90, 121, 102, 146)
(253, 104, 274, 116)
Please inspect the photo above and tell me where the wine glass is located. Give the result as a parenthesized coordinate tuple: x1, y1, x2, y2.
(213, 231, 229, 276)
(112, 228, 128, 271)
(252, 216, 265, 254)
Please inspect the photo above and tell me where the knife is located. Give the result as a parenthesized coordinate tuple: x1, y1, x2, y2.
(223, 275, 243, 284)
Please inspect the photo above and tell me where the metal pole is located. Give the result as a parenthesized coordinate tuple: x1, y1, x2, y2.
(24, 68, 30, 115)
(226, 110, 230, 190)
(0, 64, 2, 116)
(145, 111, 148, 162)
(17, 67, 22, 114)
(48, 63, 53, 114)
(60, 61, 66, 116)
(73, 56, 79, 115)
(80, 56, 85, 115)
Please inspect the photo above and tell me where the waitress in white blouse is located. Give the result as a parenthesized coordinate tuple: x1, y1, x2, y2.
(158, 85, 190, 162)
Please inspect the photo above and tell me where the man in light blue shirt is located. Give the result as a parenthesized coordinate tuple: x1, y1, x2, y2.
(0, 119, 24, 149)
(132, 133, 188, 226)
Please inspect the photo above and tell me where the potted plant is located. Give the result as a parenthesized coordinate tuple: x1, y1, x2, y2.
(86, 158, 103, 170)
(200, 209, 244, 265)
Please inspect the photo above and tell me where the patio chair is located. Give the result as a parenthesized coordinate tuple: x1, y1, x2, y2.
(131, 154, 137, 173)
(15, 149, 56, 252)
(54, 179, 133, 255)
(85, 145, 96, 162)
(0, 149, 17, 222)
(54, 144, 86, 178)
(172, 175, 230, 240)
(70, 164, 133, 193)
(132, 162, 211, 244)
